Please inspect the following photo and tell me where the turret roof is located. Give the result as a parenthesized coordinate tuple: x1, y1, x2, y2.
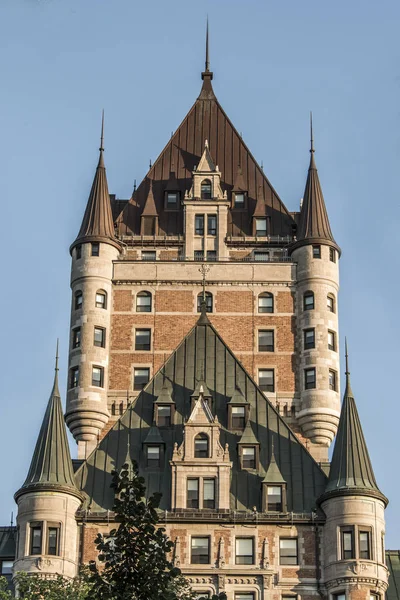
(262, 441, 286, 484)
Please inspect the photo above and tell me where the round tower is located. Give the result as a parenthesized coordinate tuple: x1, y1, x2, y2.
(318, 351, 388, 599)
(65, 115, 121, 459)
(14, 354, 83, 580)
(290, 121, 341, 461)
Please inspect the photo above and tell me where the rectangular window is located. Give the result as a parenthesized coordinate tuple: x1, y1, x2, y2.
(258, 330, 274, 352)
(305, 368, 316, 390)
(234, 193, 245, 208)
(242, 447, 256, 469)
(359, 530, 371, 559)
(330, 247, 336, 263)
(329, 369, 337, 391)
(195, 215, 204, 236)
(235, 595, 254, 600)
(75, 292, 83, 310)
(30, 525, 42, 555)
(206, 250, 217, 262)
(304, 292, 314, 310)
(203, 479, 215, 509)
(313, 245, 321, 258)
(76, 245, 82, 259)
(333, 595, 346, 600)
(207, 214, 217, 236)
(0, 561, 13, 575)
(47, 526, 60, 556)
(304, 328, 315, 350)
(191, 537, 210, 564)
(91, 242, 100, 256)
(157, 405, 171, 427)
(70, 366, 79, 389)
(135, 329, 151, 351)
(254, 251, 270, 262)
(327, 295, 335, 312)
(187, 479, 199, 508)
(72, 327, 81, 349)
(147, 446, 160, 468)
(142, 251, 156, 261)
(92, 366, 104, 387)
(259, 369, 275, 392)
(328, 330, 336, 351)
(166, 192, 178, 208)
(341, 528, 354, 559)
(133, 367, 150, 390)
(231, 406, 246, 429)
(279, 538, 298, 565)
(235, 537, 254, 565)
(255, 217, 267, 236)
(267, 485, 282, 511)
(94, 326, 105, 348)
(194, 251, 204, 261)
(95, 292, 106, 309)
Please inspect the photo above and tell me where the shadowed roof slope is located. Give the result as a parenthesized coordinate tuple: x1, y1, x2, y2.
(15, 357, 82, 501)
(75, 316, 327, 514)
(319, 346, 387, 505)
(387, 551, 400, 600)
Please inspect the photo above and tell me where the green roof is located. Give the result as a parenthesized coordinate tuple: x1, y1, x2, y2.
(387, 551, 400, 600)
(76, 317, 327, 513)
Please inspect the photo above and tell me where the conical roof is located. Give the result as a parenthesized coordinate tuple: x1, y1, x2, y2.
(253, 185, 267, 217)
(319, 346, 387, 506)
(142, 179, 158, 216)
(232, 165, 246, 192)
(15, 353, 82, 501)
(227, 385, 248, 405)
(238, 419, 259, 445)
(143, 424, 164, 445)
(262, 441, 285, 484)
(290, 119, 340, 255)
(71, 115, 121, 253)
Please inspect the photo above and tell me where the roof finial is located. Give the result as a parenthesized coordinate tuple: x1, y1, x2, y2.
(345, 337, 349, 375)
(55, 338, 59, 373)
(205, 16, 210, 72)
(100, 110, 105, 153)
(310, 111, 314, 154)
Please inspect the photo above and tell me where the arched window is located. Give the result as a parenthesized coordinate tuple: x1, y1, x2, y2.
(136, 291, 152, 313)
(303, 291, 314, 311)
(74, 290, 83, 310)
(194, 433, 209, 458)
(197, 292, 213, 313)
(95, 290, 107, 309)
(258, 292, 273, 313)
(201, 179, 212, 200)
(327, 293, 336, 313)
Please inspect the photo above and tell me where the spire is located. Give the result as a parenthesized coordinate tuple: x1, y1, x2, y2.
(262, 439, 285, 484)
(290, 115, 340, 255)
(232, 165, 246, 191)
(253, 185, 266, 217)
(199, 19, 214, 100)
(71, 112, 120, 253)
(320, 343, 387, 505)
(197, 264, 211, 325)
(141, 178, 158, 216)
(15, 348, 82, 501)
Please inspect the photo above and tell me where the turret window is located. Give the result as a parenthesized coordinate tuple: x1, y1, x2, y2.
(258, 292, 273, 313)
(95, 291, 107, 309)
(304, 368, 316, 390)
(330, 247, 336, 263)
(255, 218, 267, 237)
(279, 538, 298, 565)
(30, 524, 42, 555)
(197, 292, 213, 313)
(329, 369, 337, 391)
(92, 366, 104, 387)
(136, 291, 152, 313)
(72, 327, 81, 349)
(313, 245, 321, 258)
(69, 366, 79, 388)
(359, 530, 371, 559)
(75, 245, 82, 259)
(194, 433, 209, 458)
(328, 330, 336, 351)
(195, 214, 205, 235)
(304, 291, 315, 311)
(207, 215, 217, 236)
(47, 524, 60, 556)
(201, 180, 212, 200)
(75, 291, 83, 310)
(94, 326, 106, 348)
(341, 528, 355, 559)
(304, 328, 315, 350)
(327, 294, 336, 313)
(91, 242, 100, 256)
(258, 330, 274, 352)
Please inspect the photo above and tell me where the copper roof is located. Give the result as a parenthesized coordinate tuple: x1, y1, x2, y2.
(71, 114, 121, 253)
(116, 68, 295, 238)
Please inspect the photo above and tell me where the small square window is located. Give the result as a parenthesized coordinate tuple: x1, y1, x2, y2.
(195, 215, 205, 236)
(191, 537, 210, 564)
(30, 524, 42, 555)
(234, 192, 245, 208)
(304, 292, 314, 310)
(72, 327, 81, 349)
(304, 328, 315, 350)
(327, 295, 335, 313)
(135, 329, 151, 351)
(75, 245, 82, 259)
(259, 369, 274, 392)
(330, 247, 336, 263)
(258, 330, 274, 352)
(47, 526, 60, 556)
(255, 218, 267, 236)
(75, 291, 83, 310)
(91, 242, 100, 257)
(313, 245, 321, 258)
(329, 369, 337, 391)
(95, 292, 106, 309)
(94, 327, 105, 348)
(187, 478, 199, 508)
(267, 485, 282, 511)
(166, 192, 179, 208)
(134, 368, 150, 390)
(231, 405, 246, 429)
(92, 366, 104, 387)
(157, 405, 171, 427)
(279, 538, 298, 565)
(328, 330, 336, 351)
(235, 537, 254, 564)
(142, 251, 156, 261)
(207, 214, 217, 236)
(147, 445, 160, 468)
(70, 366, 79, 389)
(206, 250, 217, 262)
(203, 479, 215, 509)
(242, 446, 256, 469)
(305, 368, 316, 390)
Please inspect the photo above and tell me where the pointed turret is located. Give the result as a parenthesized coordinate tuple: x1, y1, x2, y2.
(320, 343, 387, 505)
(291, 115, 340, 254)
(70, 113, 121, 253)
(15, 346, 81, 501)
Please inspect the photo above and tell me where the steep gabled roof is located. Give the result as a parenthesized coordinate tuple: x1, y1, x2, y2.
(116, 69, 295, 238)
(71, 114, 121, 253)
(76, 316, 327, 514)
(15, 355, 82, 501)
(319, 346, 387, 506)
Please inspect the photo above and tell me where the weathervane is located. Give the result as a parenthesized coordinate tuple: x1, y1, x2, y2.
(198, 264, 211, 302)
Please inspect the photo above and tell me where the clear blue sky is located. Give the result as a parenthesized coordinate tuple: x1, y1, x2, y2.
(0, 0, 399, 546)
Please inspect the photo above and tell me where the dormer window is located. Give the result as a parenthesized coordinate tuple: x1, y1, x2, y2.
(166, 192, 179, 209)
(234, 192, 245, 209)
(146, 446, 161, 468)
(241, 446, 256, 469)
(231, 406, 246, 429)
(267, 486, 283, 511)
(201, 180, 212, 200)
(156, 405, 172, 427)
(255, 218, 267, 237)
(194, 433, 209, 458)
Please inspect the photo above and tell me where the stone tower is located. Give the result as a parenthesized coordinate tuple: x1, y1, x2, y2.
(289, 120, 341, 462)
(318, 346, 388, 599)
(66, 115, 121, 459)
(14, 352, 82, 579)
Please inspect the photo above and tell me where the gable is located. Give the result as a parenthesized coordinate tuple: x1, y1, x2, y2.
(76, 319, 327, 513)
